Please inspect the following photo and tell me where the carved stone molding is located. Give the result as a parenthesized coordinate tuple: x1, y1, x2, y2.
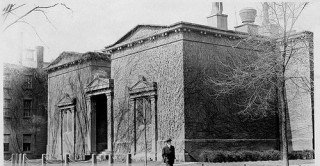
(128, 76, 158, 160)
(86, 76, 114, 96)
(129, 76, 157, 98)
(85, 75, 114, 157)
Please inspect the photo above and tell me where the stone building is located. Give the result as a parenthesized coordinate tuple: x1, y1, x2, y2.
(281, 32, 314, 151)
(46, 52, 110, 160)
(103, 18, 279, 162)
(46, 3, 313, 162)
(3, 46, 48, 159)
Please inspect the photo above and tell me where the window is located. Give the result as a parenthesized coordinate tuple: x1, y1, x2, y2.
(4, 134, 10, 152)
(63, 110, 68, 132)
(26, 75, 32, 89)
(68, 111, 73, 132)
(136, 98, 151, 126)
(4, 99, 10, 108)
(23, 99, 32, 117)
(4, 99, 11, 117)
(24, 50, 35, 61)
(23, 134, 32, 152)
(4, 88, 11, 96)
(62, 109, 74, 133)
(4, 74, 11, 88)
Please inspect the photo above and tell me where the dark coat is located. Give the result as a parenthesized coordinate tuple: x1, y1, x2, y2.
(162, 145, 175, 164)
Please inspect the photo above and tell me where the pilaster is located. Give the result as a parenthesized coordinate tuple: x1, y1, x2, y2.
(106, 92, 114, 162)
(150, 95, 158, 161)
(129, 98, 137, 154)
(91, 99, 97, 153)
(85, 96, 92, 153)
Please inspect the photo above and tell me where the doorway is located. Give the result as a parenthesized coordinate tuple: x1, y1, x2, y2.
(92, 94, 108, 153)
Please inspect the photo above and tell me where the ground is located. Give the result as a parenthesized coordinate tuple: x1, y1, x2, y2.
(4, 159, 315, 166)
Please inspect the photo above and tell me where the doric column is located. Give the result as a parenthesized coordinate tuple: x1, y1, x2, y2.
(150, 95, 158, 161)
(106, 92, 114, 156)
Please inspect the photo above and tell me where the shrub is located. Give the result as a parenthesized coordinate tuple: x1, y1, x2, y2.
(201, 150, 281, 162)
(288, 150, 314, 160)
(304, 150, 315, 159)
(205, 150, 226, 162)
(200, 149, 314, 162)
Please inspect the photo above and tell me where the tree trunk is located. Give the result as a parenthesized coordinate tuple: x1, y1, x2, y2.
(279, 78, 289, 166)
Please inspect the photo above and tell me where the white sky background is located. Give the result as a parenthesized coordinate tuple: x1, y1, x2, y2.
(1, 0, 320, 164)
(0, 0, 319, 63)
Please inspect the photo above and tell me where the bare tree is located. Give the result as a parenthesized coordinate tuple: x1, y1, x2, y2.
(206, 2, 312, 166)
(2, 2, 72, 44)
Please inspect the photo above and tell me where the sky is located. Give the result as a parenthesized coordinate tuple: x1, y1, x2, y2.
(1, 0, 320, 163)
(1, 0, 320, 63)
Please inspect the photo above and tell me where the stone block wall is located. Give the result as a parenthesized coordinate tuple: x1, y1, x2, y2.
(284, 32, 313, 151)
(47, 60, 110, 159)
(110, 33, 185, 161)
(182, 32, 280, 161)
(106, 24, 313, 162)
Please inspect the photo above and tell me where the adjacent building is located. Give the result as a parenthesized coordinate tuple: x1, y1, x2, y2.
(3, 46, 48, 159)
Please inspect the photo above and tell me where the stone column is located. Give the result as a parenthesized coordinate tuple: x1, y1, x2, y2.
(72, 106, 76, 159)
(91, 98, 97, 153)
(85, 96, 91, 153)
(129, 98, 136, 154)
(150, 95, 158, 161)
(106, 92, 114, 162)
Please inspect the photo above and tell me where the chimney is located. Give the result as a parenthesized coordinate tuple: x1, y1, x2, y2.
(19, 32, 23, 65)
(35, 46, 44, 68)
(259, 2, 281, 37)
(234, 7, 258, 35)
(262, 2, 270, 26)
(207, 2, 228, 30)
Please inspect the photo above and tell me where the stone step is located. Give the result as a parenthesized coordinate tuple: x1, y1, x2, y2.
(96, 149, 112, 161)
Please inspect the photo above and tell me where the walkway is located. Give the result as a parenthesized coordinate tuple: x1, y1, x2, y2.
(4, 159, 314, 166)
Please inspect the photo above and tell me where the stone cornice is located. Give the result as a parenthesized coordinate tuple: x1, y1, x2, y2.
(276, 31, 313, 45)
(103, 22, 313, 54)
(103, 22, 272, 54)
(46, 58, 87, 73)
(128, 77, 157, 98)
(46, 52, 110, 73)
(85, 78, 114, 95)
(86, 88, 113, 97)
(57, 96, 76, 108)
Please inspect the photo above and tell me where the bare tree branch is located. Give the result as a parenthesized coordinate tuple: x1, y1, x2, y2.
(3, 3, 59, 31)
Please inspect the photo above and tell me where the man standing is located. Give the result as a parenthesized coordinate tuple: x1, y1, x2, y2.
(162, 138, 175, 166)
